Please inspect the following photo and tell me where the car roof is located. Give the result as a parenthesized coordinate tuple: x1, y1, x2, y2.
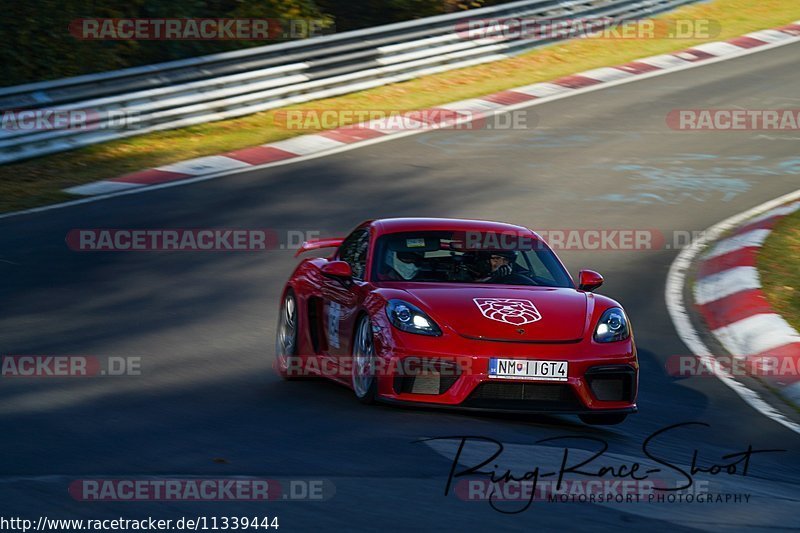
(370, 217, 537, 236)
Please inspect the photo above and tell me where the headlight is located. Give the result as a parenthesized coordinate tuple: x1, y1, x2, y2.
(386, 299, 442, 336)
(594, 307, 630, 343)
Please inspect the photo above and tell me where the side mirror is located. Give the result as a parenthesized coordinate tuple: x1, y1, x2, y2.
(578, 270, 604, 292)
(321, 260, 353, 280)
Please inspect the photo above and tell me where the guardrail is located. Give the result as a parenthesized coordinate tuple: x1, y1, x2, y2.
(0, 0, 699, 164)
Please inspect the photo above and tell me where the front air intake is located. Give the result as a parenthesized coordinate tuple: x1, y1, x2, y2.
(585, 365, 636, 402)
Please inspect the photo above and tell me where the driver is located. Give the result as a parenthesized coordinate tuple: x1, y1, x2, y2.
(475, 250, 517, 282)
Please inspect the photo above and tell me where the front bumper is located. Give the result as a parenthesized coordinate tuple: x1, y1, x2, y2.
(372, 327, 638, 414)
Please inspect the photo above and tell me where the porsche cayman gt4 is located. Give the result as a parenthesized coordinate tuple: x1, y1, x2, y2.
(275, 218, 637, 425)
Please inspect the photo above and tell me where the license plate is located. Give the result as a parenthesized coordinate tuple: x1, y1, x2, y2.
(488, 358, 568, 381)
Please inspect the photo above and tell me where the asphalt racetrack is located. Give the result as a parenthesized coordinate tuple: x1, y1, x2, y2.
(1, 42, 799, 531)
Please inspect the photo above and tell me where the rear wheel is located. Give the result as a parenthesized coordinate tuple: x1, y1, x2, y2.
(275, 291, 301, 380)
(579, 413, 627, 426)
(352, 315, 377, 404)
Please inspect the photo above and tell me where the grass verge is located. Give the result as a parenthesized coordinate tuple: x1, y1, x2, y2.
(1, 0, 799, 213)
(759, 207, 800, 333)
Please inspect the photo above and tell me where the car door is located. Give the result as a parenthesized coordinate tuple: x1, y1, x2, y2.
(320, 228, 370, 369)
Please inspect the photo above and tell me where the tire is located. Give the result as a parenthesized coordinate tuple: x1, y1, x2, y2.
(275, 290, 302, 380)
(579, 413, 628, 426)
(351, 315, 377, 404)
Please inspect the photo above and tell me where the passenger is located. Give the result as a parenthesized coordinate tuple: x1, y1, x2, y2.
(384, 251, 423, 280)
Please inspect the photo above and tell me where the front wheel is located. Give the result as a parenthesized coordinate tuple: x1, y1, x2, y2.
(275, 291, 302, 380)
(352, 315, 377, 404)
(579, 413, 627, 426)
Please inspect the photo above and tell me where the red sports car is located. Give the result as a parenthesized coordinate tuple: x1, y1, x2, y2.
(275, 218, 638, 425)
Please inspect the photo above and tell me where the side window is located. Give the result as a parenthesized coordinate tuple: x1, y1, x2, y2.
(338, 229, 370, 280)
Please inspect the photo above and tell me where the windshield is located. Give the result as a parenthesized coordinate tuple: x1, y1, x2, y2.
(372, 231, 573, 287)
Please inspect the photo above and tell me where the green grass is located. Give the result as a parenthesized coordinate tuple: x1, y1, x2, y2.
(1, 0, 799, 213)
(759, 207, 800, 332)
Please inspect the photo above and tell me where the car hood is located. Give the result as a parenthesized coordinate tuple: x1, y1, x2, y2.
(401, 285, 589, 342)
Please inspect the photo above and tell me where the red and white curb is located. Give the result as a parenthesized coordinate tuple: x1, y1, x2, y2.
(667, 189, 800, 436)
(65, 21, 800, 197)
(694, 201, 800, 404)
